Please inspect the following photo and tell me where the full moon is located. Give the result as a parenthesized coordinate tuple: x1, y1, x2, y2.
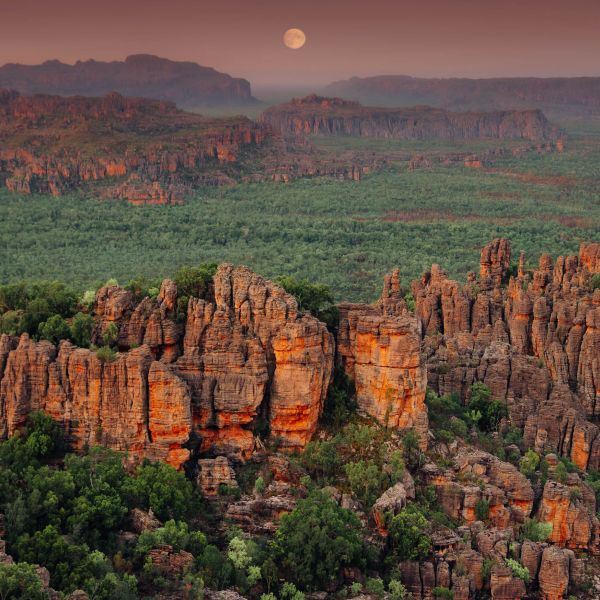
(283, 28, 306, 50)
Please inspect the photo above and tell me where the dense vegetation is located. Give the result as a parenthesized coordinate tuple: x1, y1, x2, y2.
(1, 126, 598, 302)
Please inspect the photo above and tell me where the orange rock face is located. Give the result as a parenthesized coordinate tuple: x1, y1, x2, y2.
(0, 336, 191, 468)
(536, 480, 600, 553)
(338, 270, 428, 443)
(0, 265, 334, 467)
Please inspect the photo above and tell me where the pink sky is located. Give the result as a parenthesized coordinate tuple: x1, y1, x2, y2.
(1, 0, 599, 86)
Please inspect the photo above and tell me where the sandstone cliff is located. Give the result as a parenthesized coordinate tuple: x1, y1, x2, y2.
(261, 95, 559, 141)
(337, 268, 428, 443)
(0, 266, 334, 468)
(0, 90, 267, 201)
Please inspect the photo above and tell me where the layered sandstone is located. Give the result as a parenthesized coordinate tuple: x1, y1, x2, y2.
(261, 95, 559, 141)
(0, 265, 334, 467)
(0, 90, 267, 200)
(338, 268, 428, 442)
(420, 240, 600, 470)
(327, 74, 600, 116)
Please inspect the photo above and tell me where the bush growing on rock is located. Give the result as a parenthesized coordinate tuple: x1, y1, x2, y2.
(520, 518, 552, 542)
(38, 314, 70, 345)
(0, 561, 50, 600)
(505, 558, 530, 583)
(385, 506, 431, 563)
(467, 383, 507, 432)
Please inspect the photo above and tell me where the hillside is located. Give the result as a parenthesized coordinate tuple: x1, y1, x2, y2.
(0, 54, 255, 107)
(327, 75, 600, 116)
(261, 95, 560, 141)
(1, 239, 600, 598)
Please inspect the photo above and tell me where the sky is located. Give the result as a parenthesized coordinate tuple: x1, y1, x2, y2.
(1, 0, 599, 87)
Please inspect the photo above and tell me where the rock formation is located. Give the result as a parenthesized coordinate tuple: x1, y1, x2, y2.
(0, 54, 254, 107)
(261, 95, 559, 141)
(0, 89, 267, 201)
(0, 265, 334, 468)
(419, 240, 600, 471)
(338, 268, 428, 442)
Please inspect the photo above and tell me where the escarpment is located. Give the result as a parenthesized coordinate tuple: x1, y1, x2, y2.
(337, 268, 428, 442)
(419, 239, 600, 474)
(0, 266, 334, 468)
(1, 240, 599, 475)
(261, 95, 560, 141)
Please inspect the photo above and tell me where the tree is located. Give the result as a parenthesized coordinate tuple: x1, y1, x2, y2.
(102, 322, 119, 347)
(70, 312, 94, 348)
(0, 561, 49, 600)
(386, 506, 431, 563)
(344, 460, 389, 508)
(467, 383, 507, 432)
(38, 315, 70, 345)
(123, 460, 197, 521)
(274, 490, 367, 590)
(275, 276, 337, 326)
(174, 264, 218, 299)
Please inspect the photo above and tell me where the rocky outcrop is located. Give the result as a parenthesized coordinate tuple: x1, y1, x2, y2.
(426, 449, 533, 528)
(338, 269, 428, 442)
(536, 479, 600, 552)
(261, 95, 559, 141)
(0, 54, 254, 107)
(420, 240, 600, 470)
(197, 457, 238, 497)
(0, 89, 267, 200)
(0, 264, 334, 467)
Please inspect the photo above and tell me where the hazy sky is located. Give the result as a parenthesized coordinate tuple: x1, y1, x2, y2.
(1, 0, 599, 86)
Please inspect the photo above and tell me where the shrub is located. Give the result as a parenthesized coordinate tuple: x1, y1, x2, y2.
(388, 579, 408, 600)
(174, 264, 218, 299)
(254, 476, 266, 495)
(350, 582, 363, 597)
(344, 459, 389, 508)
(70, 312, 94, 348)
(436, 429, 455, 444)
(0, 561, 50, 600)
(280, 582, 305, 600)
(505, 558, 530, 583)
(80, 289, 96, 309)
(38, 315, 70, 345)
(519, 450, 540, 479)
(481, 559, 495, 583)
(365, 578, 385, 599)
(96, 346, 117, 363)
(467, 383, 507, 432)
(102, 322, 119, 347)
(475, 498, 490, 522)
(520, 518, 552, 542)
(433, 588, 454, 600)
(553, 462, 568, 484)
(275, 276, 334, 320)
(591, 273, 600, 291)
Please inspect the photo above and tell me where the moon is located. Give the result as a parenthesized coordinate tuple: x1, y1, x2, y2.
(283, 28, 306, 50)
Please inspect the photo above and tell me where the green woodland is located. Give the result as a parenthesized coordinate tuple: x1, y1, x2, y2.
(1, 126, 599, 302)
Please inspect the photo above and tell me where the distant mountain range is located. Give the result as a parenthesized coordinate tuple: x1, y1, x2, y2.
(327, 75, 600, 116)
(261, 94, 559, 141)
(0, 54, 256, 107)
